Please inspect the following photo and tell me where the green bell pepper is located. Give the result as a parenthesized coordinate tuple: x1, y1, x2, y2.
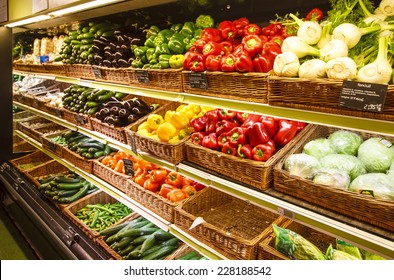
(150, 63, 162, 69)
(144, 35, 157, 48)
(146, 47, 156, 62)
(195, 14, 215, 29)
(180, 21, 196, 38)
(186, 37, 197, 51)
(155, 43, 170, 56)
(146, 25, 160, 38)
(153, 34, 168, 47)
(169, 54, 185, 69)
(168, 33, 186, 54)
(134, 46, 149, 58)
(158, 29, 174, 41)
(193, 28, 202, 38)
(131, 58, 144, 68)
(170, 23, 183, 33)
(158, 54, 172, 69)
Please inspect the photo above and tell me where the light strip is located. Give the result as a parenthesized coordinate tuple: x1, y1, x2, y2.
(5, 15, 52, 27)
(48, 0, 121, 17)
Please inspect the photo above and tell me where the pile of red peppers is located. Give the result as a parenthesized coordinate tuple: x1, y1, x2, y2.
(183, 17, 290, 73)
(190, 108, 306, 161)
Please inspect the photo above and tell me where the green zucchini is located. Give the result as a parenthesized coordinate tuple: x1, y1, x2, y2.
(117, 227, 158, 239)
(56, 182, 84, 190)
(153, 229, 174, 241)
(56, 188, 80, 198)
(140, 245, 177, 260)
(57, 184, 89, 204)
(54, 176, 81, 184)
(177, 251, 199, 260)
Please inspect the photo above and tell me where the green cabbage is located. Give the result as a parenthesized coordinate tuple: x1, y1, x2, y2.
(328, 130, 363, 156)
(303, 138, 336, 160)
(320, 154, 367, 181)
(284, 153, 321, 179)
(336, 239, 362, 259)
(326, 244, 360, 260)
(358, 137, 394, 173)
(313, 168, 350, 189)
(348, 173, 394, 201)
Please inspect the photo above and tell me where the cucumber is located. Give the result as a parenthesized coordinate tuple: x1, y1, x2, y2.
(153, 229, 174, 241)
(177, 251, 199, 260)
(125, 244, 143, 259)
(112, 236, 134, 251)
(131, 234, 152, 245)
(139, 233, 159, 255)
(89, 22, 110, 34)
(140, 245, 177, 260)
(56, 182, 84, 190)
(117, 227, 158, 239)
(118, 243, 137, 257)
(160, 237, 179, 247)
(57, 184, 89, 204)
(93, 151, 104, 158)
(100, 222, 130, 236)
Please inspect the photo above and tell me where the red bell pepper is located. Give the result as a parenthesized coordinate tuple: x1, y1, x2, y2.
(233, 17, 250, 38)
(190, 116, 207, 132)
(201, 28, 223, 43)
(293, 120, 307, 132)
(270, 35, 285, 46)
(305, 8, 324, 21)
(203, 41, 225, 56)
(216, 119, 237, 135)
(219, 20, 237, 41)
(237, 144, 252, 159)
(202, 133, 218, 150)
(232, 44, 244, 56)
(260, 116, 278, 139)
(182, 51, 195, 70)
(193, 38, 208, 53)
(253, 54, 274, 73)
(252, 140, 276, 161)
(205, 109, 219, 134)
(205, 54, 222, 71)
(228, 127, 246, 147)
(241, 113, 261, 128)
(244, 23, 262, 36)
(165, 171, 183, 187)
(222, 142, 237, 156)
(235, 111, 249, 123)
(262, 23, 283, 37)
(274, 119, 298, 147)
(241, 34, 263, 57)
(217, 132, 229, 148)
(235, 51, 254, 72)
(262, 41, 282, 60)
(248, 122, 270, 147)
(218, 108, 236, 120)
(191, 132, 205, 145)
(220, 41, 234, 55)
(191, 181, 205, 191)
(220, 53, 236, 72)
(189, 52, 206, 72)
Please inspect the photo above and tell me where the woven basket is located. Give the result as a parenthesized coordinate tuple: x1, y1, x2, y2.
(125, 180, 190, 223)
(13, 63, 31, 72)
(63, 190, 132, 239)
(9, 150, 52, 173)
(43, 63, 66, 76)
(182, 71, 269, 103)
(174, 187, 283, 260)
(63, 147, 93, 173)
(91, 95, 169, 144)
(257, 219, 336, 260)
(268, 76, 394, 122)
(92, 155, 133, 193)
(273, 125, 394, 232)
(42, 103, 64, 118)
(24, 160, 69, 188)
(40, 130, 68, 158)
(29, 64, 48, 74)
(95, 67, 130, 85)
(125, 101, 188, 164)
(185, 123, 313, 191)
(16, 119, 62, 142)
(127, 68, 183, 92)
(61, 108, 93, 130)
(65, 64, 95, 80)
(13, 111, 35, 132)
(13, 140, 35, 153)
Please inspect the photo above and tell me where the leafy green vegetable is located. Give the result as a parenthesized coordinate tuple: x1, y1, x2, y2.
(284, 153, 321, 179)
(313, 168, 350, 189)
(336, 239, 363, 259)
(320, 154, 367, 181)
(326, 244, 360, 260)
(348, 173, 394, 201)
(303, 138, 336, 160)
(327, 130, 363, 156)
(327, 0, 373, 28)
(357, 137, 394, 173)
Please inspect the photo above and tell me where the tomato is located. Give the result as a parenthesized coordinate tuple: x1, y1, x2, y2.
(182, 185, 197, 197)
(159, 183, 177, 199)
(164, 171, 183, 187)
(143, 178, 160, 192)
(150, 169, 168, 183)
(167, 188, 186, 202)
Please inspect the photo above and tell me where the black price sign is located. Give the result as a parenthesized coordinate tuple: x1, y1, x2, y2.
(48, 141, 57, 152)
(55, 108, 63, 118)
(92, 66, 102, 79)
(123, 158, 134, 176)
(129, 137, 137, 154)
(136, 70, 150, 83)
(74, 114, 86, 125)
(339, 81, 387, 113)
(188, 72, 208, 89)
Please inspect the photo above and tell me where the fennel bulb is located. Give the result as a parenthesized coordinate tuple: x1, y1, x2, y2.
(289, 13, 322, 45)
(357, 35, 393, 84)
(298, 59, 327, 78)
(319, 39, 349, 62)
(379, 0, 394, 16)
(325, 57, 357, 80)
(273, 52, 300, 77)
(281, 36, 320, 58)
(332, 22, 381, 49)
(317, 21, 332, 49)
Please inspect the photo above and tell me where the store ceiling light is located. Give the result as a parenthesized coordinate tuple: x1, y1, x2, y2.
(5, 15, 52, 27)
(48, 0, 122, 17)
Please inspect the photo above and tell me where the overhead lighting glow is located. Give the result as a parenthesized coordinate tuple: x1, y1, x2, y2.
(48, 0, 121, 17)
(5, 15, 52, 27)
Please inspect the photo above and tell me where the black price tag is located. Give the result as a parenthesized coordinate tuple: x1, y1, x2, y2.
(339, 81, 387, 113)
(92, 66, 102, 79)
(48, 141, 57, 152)
(136, 70, 150, 83)
(129, 136, 137, 154)
(33, 98, 39, 108)
(74, 114, 86, 125)
(123, 158, 134, 176)
(55, 108, 63, 118)
(188, 72, 208, 90)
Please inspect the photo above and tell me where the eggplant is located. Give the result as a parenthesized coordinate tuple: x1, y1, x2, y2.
(112, 59, 120, 68)
(102, 59, 113, 68)
(114, 30, 123, 36)
(150, 104, 159, 111)
(117, 35, 126, 45)
(104, 115, 120, 125)
(118, 59, 130, 68)
(109, 42, 117, 52)
(99, 36, 110, 43)
(104, 51, 114, 60)
(93, 39, 107, 46)
(92, 45, 102, 54)
(127, 114, 139, 124)
(130, 38, 142, 46)
(123, 100, 133, 111)
(132, 97, 150, 111)
(110, 106, 120, 115)
(114, 52, 123, 60)
(118, 108, 130, 119)
(103, 100, 123, 109)
(104, 46, 112, 52)
(131, 106, 149, 117)
(99, 108, 110, 118)
(94, 54, 104, 64)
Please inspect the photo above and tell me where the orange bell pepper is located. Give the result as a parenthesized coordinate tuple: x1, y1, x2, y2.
(167, 188, 187, 202)
(182, 185, 197, 197)
(143, 178, 160, 192)
(165, 171, 183, 187)
(159, 183, 177, 199)
(150, 169, 168, 183)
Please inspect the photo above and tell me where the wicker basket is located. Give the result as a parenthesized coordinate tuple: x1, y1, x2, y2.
(273, 125, 394, 232)
(63, 190, 132, 239)
(127, 68, 183, 92)
(29, 64, 48, 74)
(43, 63, 66, 76)
(13, 134, 36, 153)
(268, 76, 394, 122)
(13, 111, 35, 132)
(17, 119, 62, 142)
(91, 95, 169, 144)
(174, 187, 283, 260)
(92, 155, 133, 193)
(40, 130, 68, 158)
(13, 63, 31, 72)
(182, 71, 269, 103)
(125, 101, 188, 164)
(61, 108, 93, 130)
(185, 123, 313, 191)
(9, 150, 52, 173)
(125, 180, 190, 223)
(24, 160, 69, 188)
(65, 64, 95, 80)
(257, 218, 336, 260)
(63, 147, 94, 173)
(95, 67, 130, 85)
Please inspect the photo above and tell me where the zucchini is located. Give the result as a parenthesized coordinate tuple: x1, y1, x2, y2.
(139, 233, 159, 255)
(54, 176, 81, 184)
(78, 142, 105, 150)
(177, 251, 199, 260)
(117, 227, 158, 239)
(56, 182, 84, 190)
(57, 184, 89, 204)
(140, 245, 177, 260)
(153, 229, 174, 241)
(56, 189, 79, 198)
(89, 22, 110, 34)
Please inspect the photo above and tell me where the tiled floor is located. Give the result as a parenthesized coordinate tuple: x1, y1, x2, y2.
(0, 206, 37, 260)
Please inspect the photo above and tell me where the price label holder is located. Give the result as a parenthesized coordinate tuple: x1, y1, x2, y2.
(92, 66, 102, 79)
(54, 108, 63, 118)
(277, 207, 295, 219)
(188, 71, 208, 89)
(129, 136, 137, 155)
(339, 81, 387, 113)
(136, 70, 150, 83)
(123, 158, 134, 176)
(74, 114, 86, 125)
(48, 141, 57, 153)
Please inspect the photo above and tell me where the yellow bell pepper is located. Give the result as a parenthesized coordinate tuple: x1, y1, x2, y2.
(178, 105, 196, 120)
(137, 129, 153, 137)
(170, 111, 189, 130)
(137, 121, 151, 132)
(147, 114, 164, 130)
(164, 110, 175, 123)
(176, 104, 187, 112)
(201, 106, 216, 114)
(168, 136, 180, 144)
(156, 122, 177, 142)
(189, 104, 201, 115)
(177, 128, 189, 140)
